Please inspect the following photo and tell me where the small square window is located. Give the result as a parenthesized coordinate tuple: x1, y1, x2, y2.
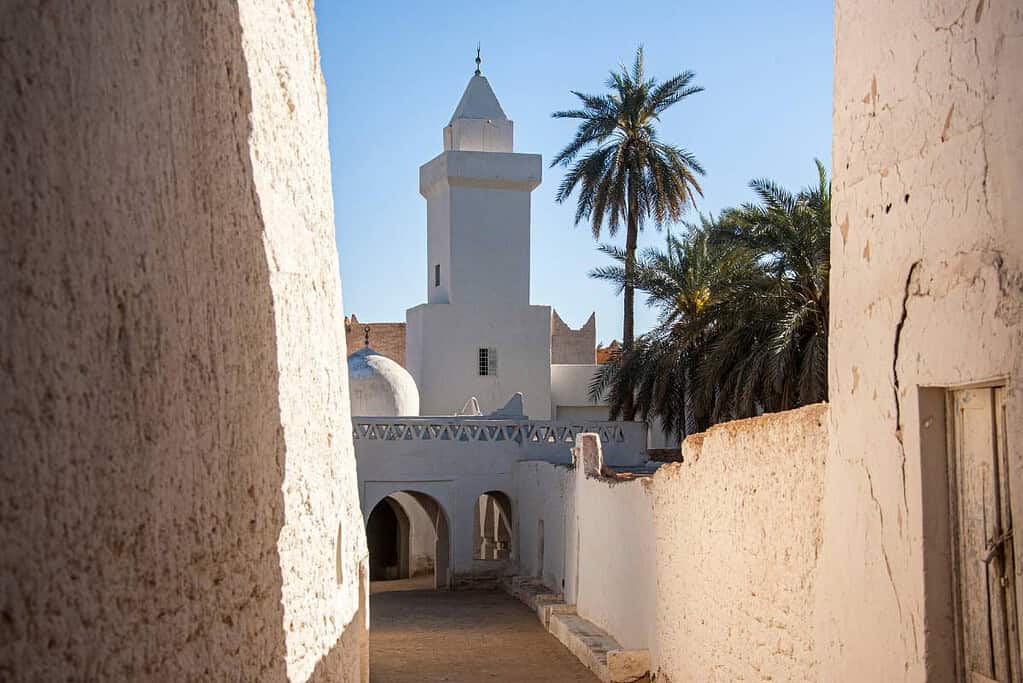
(434, 264, 440, 287)
(478, 347, 497, 376)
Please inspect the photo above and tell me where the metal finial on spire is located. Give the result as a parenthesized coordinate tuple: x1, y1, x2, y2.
(474, 43, 482, 75)
(363, 326, 370, 347)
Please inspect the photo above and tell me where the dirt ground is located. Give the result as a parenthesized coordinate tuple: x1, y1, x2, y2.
(369, 585, 598, 683)
(370, 575, 436, 594)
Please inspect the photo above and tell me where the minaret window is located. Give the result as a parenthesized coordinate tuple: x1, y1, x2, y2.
(478, 348, 497, 376)
(434, 264, 440, 287)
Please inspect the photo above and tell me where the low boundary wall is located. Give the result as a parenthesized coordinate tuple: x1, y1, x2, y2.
(513, 404, 828, 680)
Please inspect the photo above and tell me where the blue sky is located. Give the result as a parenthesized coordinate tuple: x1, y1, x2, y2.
(316, 1, 833, 343)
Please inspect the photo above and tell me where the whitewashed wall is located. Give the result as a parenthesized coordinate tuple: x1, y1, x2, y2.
(514, 462, 574, 591)
(570, 463, 658, 653)
(407, 303, 553, 419)
(356, 417, 647, 584)
(389, 492, 438, 576)
(550, 364, 606, 421)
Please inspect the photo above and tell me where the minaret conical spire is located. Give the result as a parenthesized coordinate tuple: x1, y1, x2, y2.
(448, 71, 507, 124)
(442, 51, 514, 152)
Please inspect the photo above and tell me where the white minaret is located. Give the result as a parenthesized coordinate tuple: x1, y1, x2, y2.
(407, 54, 552, 418)
(421, 54, 539, 307)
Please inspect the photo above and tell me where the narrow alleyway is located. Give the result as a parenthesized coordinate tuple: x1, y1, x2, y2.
(369, 586, 597, 682)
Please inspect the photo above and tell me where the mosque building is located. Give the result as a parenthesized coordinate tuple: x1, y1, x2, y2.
(345, 61, 657, 589)
(349, 60, 613, 424)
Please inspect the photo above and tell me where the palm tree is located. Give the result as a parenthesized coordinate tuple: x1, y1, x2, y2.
(708, 159, 831, 413)
(551, 46, 705, 419)
(589, 221, 746, 436)
(590, 161, 831, 439)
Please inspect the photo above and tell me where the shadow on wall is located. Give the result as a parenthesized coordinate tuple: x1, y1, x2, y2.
(308, 564, 369, 683)
(1, 4, 362, 681)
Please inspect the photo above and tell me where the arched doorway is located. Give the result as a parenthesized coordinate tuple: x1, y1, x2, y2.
(366, 491, 451, 590)
(473, 491, 513, 561)
(367, 498, 408, 580)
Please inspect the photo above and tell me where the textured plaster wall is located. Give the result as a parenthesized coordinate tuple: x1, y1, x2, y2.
(513, 409, 825, 676)
(653, 405, 827, 681)
(0, 2, 366, 681)
(820, 1, 1023, 679)
(551, 310, 596, 364)
(239, 2, 368, 679)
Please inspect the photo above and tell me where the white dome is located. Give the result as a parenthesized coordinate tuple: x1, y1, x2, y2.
(347, 347, 420, 417)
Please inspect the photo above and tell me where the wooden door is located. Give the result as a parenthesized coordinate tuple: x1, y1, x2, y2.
(951, 387, 1019, 682)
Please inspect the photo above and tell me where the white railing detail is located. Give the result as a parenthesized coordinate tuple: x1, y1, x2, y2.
(352, 418, 628, 446)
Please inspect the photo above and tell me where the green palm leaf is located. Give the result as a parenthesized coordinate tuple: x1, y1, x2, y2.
(553, 46, 705, 420)
(588, 161, 831, 438)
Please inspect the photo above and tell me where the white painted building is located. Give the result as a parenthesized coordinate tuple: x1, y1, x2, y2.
(347, 62, 658, 590)
(405, 66, 609, 421)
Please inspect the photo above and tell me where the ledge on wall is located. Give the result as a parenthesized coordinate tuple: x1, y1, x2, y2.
(679, 403, 829, 464)
(501, 576, 651, 683)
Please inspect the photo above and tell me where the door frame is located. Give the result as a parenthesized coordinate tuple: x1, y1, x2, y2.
(945, 379, 1019, 682)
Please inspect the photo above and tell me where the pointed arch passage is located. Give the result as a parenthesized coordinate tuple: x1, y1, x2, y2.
(366, 491, 451, 589)
(473, 491, 513, 561)
(367, 498, 407, 581)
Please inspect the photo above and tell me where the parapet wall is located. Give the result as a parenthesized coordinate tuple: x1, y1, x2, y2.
(653, 404, 827, 681)
(515, 404, 827, 679)
(354, 417, 648, 466)
(1, 2, 366, 681)
(551, 310, 597, 364)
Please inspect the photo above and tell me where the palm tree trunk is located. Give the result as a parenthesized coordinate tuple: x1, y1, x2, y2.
(621, 202, 639, 421)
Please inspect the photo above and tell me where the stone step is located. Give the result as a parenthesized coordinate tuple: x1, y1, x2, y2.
(500, 576, 568, 627)
(500, 576, 650, 683)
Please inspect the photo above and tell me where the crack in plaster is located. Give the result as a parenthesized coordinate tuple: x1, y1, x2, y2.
(858, 460, 903, 623)
(978, 117, 995, 226)
(940, 103, 955, 142)
(933, 1, 970, 33)
(892, 260, 921, 522)
(858, 456, 921, 662)
(884, 251, 1013, 667)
